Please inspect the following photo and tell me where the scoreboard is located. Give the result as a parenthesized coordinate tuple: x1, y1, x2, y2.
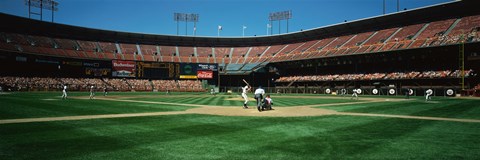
(137, 62, 175, 79)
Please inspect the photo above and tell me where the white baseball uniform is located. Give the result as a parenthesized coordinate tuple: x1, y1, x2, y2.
(241, 86, 249, 105)
(426, 89, 433, 101)
(89, 86, 95, 99)
(62, 85, 67, 99)
(351, 89, 358, 100)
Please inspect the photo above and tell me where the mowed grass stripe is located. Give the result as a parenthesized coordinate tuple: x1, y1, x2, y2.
(1, 114, 480, 159)
(0, 93, 195, 119)
(318, 98, 480, 119)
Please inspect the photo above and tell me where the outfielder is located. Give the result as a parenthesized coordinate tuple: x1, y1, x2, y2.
(211, 88, 216, 96)
(254, 86, 265, 112)
(351, 88, 359, 100)
(241, 85, 250, 109)
(425, 89, 433, 101)
(103, 86, 108, 96)
(62, 85, 67, 99)
(89, 86, 95, 100)
(340, 88, 347, 96)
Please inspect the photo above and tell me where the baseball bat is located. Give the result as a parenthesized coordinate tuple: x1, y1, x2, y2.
(242, 79, 250, 86)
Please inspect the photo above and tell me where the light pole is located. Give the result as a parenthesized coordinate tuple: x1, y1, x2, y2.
(269, 10, 292, 35)
(25, 0, 59, 22)
(174, 13, 199, 36)
(242, 25, 247, 37)
(266, 24, 270, 35)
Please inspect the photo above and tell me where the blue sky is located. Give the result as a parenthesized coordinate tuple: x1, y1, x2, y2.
(1, 0, 452, 37)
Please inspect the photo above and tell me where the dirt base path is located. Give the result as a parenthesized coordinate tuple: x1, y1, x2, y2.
(1, 96, 480, 124)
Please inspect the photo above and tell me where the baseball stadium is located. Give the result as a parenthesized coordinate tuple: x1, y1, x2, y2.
(1, 0, 480, 159)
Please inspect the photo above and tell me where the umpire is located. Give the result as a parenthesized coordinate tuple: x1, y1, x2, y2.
(254, 86, 265, 112)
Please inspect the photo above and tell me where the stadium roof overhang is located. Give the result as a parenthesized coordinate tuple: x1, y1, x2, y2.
(1, 0, 478, 47)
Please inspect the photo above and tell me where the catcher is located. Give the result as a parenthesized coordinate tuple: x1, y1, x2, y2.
(261, 94, 274, 111)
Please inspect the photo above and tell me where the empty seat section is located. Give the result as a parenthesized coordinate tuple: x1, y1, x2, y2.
(391, 23, 425, 41)
(143, 54, 155, 62)
(280, 42, 304, 57)
(230, 47, 247, 64)
(249, 46, 267, 57)
(77, 40, 97, 51)
(104, 52, 117, 60)
(323, 35, 354, 56)
(123, 54, 135, 61)
(177, 46, 194, 63)
(411, 19, 456, 48)
(172, 56, 180, 62)
(344, 46, 360, 55)
(97, 42, 117, 53)
(379, 43, 397, 52)
(191, 57, 198, 63)
(76, 40, 98, 58)
(197, 57, 209, 63)
(341, 32, 374, 49)
(29, 35, 54, 48)
(159, 46, 176, 57)
(83, 51, 97, 58)
(445, 15, 480, 44)
(264, 44, 286, 57)
(139, 44, 157, 62)
(5, 33, 30, 46)
(0, 41, 17, 51)
(180, 57, 190, 63)
(61, 50, 77, 57)
(363, 28, 399, 45)
(378, 23, 424, 51)
(306, 37, 332, 52)
(196, 47, 212, 57)
(177, 46, 194, 57)
(120, 43, 137, 54)
(19, 44, 43, 54)
(215, 57, 224, 64)
(140, 44, 157, 55)
(53, 38, 78, 50)
(295, 40, 319, 55)
(214, 47, 230, 59)
(448, 16, 480, 36)
(290, 40, 320, 60)
(134, 54, 143, 61)
(161, 56, 174, 62)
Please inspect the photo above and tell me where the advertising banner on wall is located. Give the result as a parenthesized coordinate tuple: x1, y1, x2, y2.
(197, 70, 213, 79)
(197, 63, 218, 71)
(112, 60, 136, 77)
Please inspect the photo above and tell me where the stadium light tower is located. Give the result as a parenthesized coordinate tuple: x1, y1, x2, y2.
(24, 0, 59, 22)
(242, 25, 247, 37)
(174, 13, 199, 36)
(383, 0, 386, 14)
(269, 10, 292, 34)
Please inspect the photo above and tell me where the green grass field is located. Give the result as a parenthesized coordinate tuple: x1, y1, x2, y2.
(1, 92, 480, 159)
